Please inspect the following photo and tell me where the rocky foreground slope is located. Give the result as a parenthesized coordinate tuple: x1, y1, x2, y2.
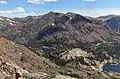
(0, 12, 120, 79)
(0, 37, 61, 79)
(0, 36, 111, 79)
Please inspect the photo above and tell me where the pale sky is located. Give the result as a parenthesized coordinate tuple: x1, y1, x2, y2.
(0, 0, 120, 17)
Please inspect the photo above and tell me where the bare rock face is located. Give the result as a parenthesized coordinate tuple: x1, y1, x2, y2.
(0, 57, 53, 79)
(22, 72, 50, 79)
(0, 56, 26, 79)
(60, 48, 87, 60)
(0, 37, 61, 79)
(52, 75, 78, 79)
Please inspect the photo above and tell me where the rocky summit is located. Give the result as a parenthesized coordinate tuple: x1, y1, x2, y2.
(0, 12, 120, 79)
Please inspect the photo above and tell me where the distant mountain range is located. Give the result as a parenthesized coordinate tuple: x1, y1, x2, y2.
(97, 14, 117, 21)
(1, 12, 120, 59)
(97, 15, 120, 32)
(0, 12, 120, 79)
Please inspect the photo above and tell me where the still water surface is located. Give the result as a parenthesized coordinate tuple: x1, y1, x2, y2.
(103, 64, 120, 72)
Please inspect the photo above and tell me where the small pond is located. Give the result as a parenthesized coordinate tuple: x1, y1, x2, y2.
(103, 64, 120, 72)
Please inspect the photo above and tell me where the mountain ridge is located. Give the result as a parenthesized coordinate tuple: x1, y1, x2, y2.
(0, 12, 120, 79)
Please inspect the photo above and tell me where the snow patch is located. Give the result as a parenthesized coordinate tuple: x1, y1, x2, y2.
(20, 53, 22, 55)
(6, 19, 10, 21)
(6, 18, 17, 23)
(69, 17, 72, 19)
(0, 18, 4, 20)
(6, 18, 18, 25)
(10, 22, 13, 25)
(96, 43, 101, 46)
(52, 23, 55, 26)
